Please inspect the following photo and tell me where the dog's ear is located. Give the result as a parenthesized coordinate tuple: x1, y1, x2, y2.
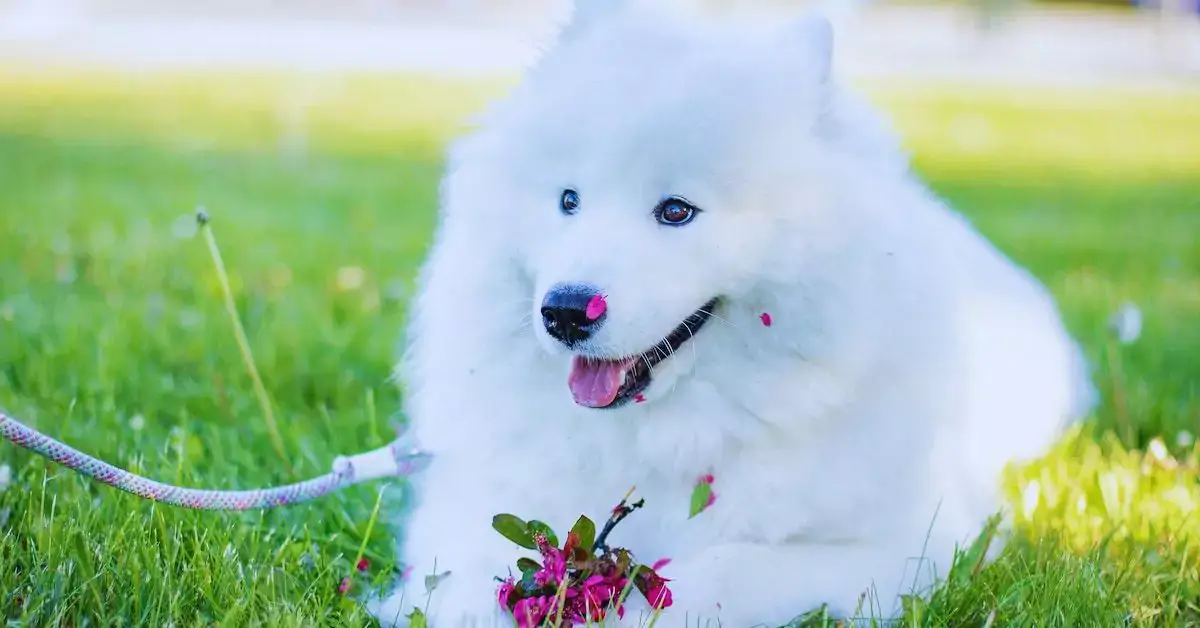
(786, 12, 834, 84)
(558, 0, 628, 42)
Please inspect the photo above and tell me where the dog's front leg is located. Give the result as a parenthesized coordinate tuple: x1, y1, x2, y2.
(662, 540, 924, 627)
(371, 458, 518, 628)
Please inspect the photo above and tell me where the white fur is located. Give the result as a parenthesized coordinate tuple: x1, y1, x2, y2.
(372, 4, 1095, 626)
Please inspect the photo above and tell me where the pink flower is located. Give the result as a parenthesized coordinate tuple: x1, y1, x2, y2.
(586, 294, 608, 321)
(760, 312, 773, 327)
(534, 568, 556, 589)
(556, 586, 606, 624)
(356, 557, 370, 572)
(636, 569, 674, 610)
(540, 549, 567, 582)
(582, 574, 615, 600)
(573, 572, 628, 620)
(513, 596, 550, 628)
(646, 583, 673, 609)
(694, 473, 718, 510)
(496, 577, 517, 610)
(337, 577, 351, 595)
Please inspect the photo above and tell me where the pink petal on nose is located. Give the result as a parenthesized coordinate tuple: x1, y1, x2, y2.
(586, 294, 607, 320)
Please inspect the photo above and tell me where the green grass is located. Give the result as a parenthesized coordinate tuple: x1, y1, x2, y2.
(0, 70, 1198, 626)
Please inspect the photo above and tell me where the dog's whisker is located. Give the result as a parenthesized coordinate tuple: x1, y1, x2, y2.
(705, 311, 738, 330)
(640, 352, 655, 376)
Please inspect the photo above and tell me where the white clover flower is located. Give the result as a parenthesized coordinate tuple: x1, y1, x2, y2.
(129, 414, 146, 431)
(1177, 430, 1195, 449)
(1108, 302, 1142, 345)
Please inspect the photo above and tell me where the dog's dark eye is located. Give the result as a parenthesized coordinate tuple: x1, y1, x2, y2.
(560, 189, 580, 215)
(655, 197, 699, 226)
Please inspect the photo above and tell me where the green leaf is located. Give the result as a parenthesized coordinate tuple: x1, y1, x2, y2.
(901, 594, 928, 626)
(492, 514, 536, 549)
(569, 515, 597, 553)
(949, 513, 1001, 586)
(406, 607, 428, 628)
(526, 520, 559, 548)
(793, 604, 830, 624)
(688, 481, 713, 519)
(516, 557, 540, 574)
(519, 566, 540, 594)
(424, 570, 451, 594)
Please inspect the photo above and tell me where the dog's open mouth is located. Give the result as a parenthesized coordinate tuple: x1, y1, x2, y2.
(567, 298, 720, 409)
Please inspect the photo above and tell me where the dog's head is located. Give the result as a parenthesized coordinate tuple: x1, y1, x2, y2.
(446, 1, 906, 410)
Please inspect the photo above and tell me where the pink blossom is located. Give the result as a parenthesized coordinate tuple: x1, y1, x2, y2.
(496, 577, 516, 610)
(575, 572, 627, 620)
(536, 541, 567, 581)
(355, 557, 370, 572)
(646, 584, 673, 609)
(534, 568, 556, 589)
(337, 577, 351, 595)
(586, 294, 608, 321)
(636, 569, 674, 611)
(584, 575, 622, 602)
(760, 312, 773, 327)
(513, 596, 550, 628)
(694, 474, 718, 510)
(583, 586, 626, 620)
(499, 578, 518, 607)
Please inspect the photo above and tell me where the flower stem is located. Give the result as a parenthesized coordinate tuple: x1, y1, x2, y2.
(592, 489, 645, 554)
(197, 209, 293, 476)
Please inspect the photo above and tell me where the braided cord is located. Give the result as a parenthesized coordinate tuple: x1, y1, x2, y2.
(0, 411, 430, 511)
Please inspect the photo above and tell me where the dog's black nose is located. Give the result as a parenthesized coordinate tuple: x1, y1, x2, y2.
(541, 283, 607, 347)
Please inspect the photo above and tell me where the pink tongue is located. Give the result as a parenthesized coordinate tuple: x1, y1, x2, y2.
(568, 356, 633, 408)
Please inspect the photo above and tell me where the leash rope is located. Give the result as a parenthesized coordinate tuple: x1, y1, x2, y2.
(0, 410, 431, 510)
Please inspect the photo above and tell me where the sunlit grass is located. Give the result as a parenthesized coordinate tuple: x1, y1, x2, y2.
(0, 70, 1198, 626)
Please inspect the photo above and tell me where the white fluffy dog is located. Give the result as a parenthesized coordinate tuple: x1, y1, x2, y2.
(372, 2, 1095, 626)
